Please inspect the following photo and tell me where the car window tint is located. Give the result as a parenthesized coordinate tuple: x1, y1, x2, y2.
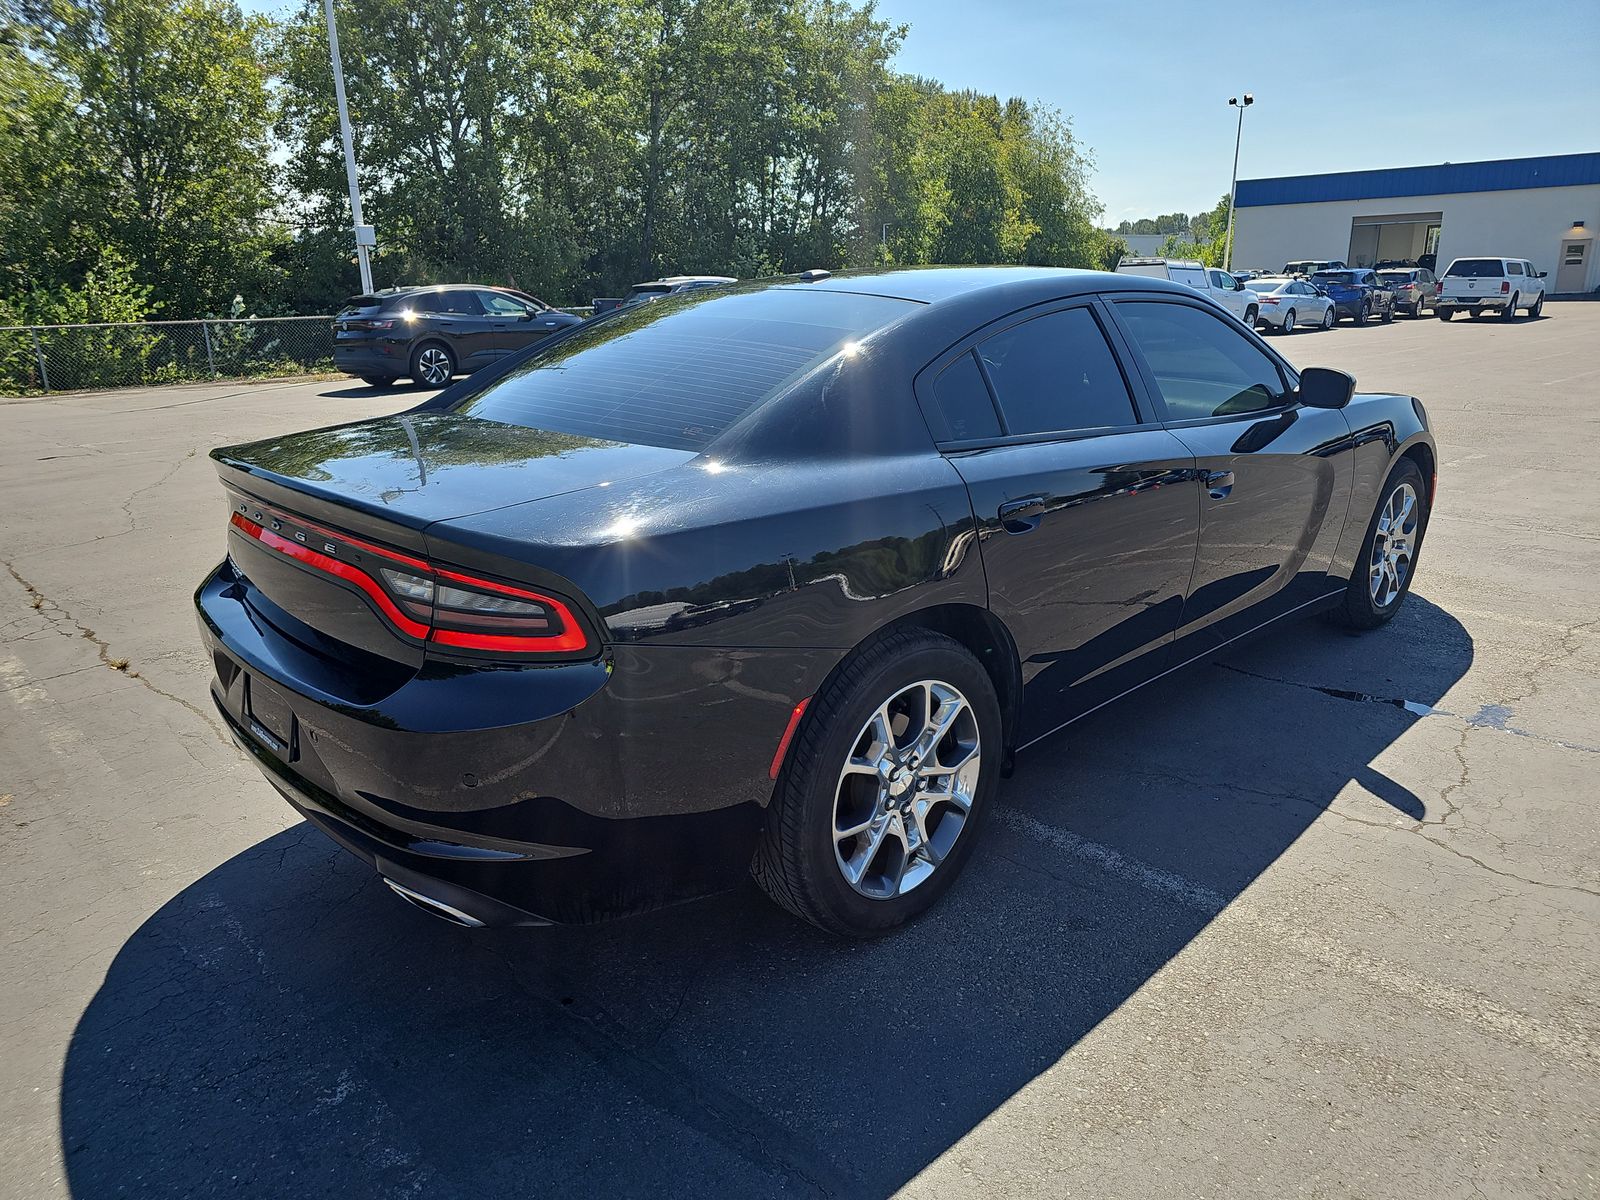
(1117, 301, 1286, 421)
(479, 291, 530, 316)
(1446, 258, 1504, 278)
(1507, 261, 1524, 275)
(975, 308, 1137, 436)
(929, 351, 1001, 441)
(454, 287, 914, 450)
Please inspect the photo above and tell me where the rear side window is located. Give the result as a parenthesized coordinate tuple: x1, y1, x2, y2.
(1117, 300, 1287, 421)
(1170, 266, 1208, 290)
(1507, 261, 1524, 275)
(930, 351, 1002, 441)
(1446, 258, 1505, 278)
(976, 307, 1137, 436)
(413, 291, 483, 315)
(454, 287, 914, 450)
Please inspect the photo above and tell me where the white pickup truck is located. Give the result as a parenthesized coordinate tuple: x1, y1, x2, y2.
(1115, 258, 1260, 325)
(1435, 256, 1546, 321)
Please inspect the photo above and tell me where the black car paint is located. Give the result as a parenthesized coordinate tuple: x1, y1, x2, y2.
(198, 267, 1435, 925)
(332, 285, 583, 383)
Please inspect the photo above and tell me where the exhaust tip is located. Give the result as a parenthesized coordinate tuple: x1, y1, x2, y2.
(383, 878, 486, 928)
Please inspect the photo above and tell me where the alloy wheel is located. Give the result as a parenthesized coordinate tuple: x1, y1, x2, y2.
(832, 679, 981, 900)
(1321, 305, 1335, 330)
(417, 346, 452, 386)
(1369, 482, 1419, 608)
(1283, 308, 1296, 333)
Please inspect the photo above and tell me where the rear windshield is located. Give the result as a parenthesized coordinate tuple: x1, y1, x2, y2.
(453, 287, 915, 450)
(1376, 271, 1413, 283)
(1445, 258, 1504, 278)
(1312, 272, 1357, 285)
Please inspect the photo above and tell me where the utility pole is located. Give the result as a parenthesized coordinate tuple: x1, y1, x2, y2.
(1224, 93, 1253, 271)
(323, 0, 374, 293)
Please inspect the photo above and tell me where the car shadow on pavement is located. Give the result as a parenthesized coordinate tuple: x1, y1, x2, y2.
(59, 595, 1471, 1199)
(318, 381, 421, 400)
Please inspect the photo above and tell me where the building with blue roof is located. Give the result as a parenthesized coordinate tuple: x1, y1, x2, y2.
(1230, 153, 1599, 293)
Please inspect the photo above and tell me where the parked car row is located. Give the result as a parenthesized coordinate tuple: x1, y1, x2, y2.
(336, 254, 1551, 390)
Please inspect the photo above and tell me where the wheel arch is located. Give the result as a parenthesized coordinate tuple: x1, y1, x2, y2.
(851, 603, 1024, 771)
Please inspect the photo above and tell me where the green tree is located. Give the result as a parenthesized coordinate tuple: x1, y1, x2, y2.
(16, 0, 281, 316)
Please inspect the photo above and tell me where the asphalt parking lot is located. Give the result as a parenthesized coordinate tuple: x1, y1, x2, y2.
(2, 306, 1597, 1199)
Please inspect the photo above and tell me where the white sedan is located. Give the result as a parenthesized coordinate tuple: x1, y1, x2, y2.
(1250, 276, 1336, 333)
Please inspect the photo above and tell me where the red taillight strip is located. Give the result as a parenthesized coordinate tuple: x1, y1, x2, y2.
(768, 697, 812, 780)
(231, 513, 431, 639)
(229, 510, 590, 655)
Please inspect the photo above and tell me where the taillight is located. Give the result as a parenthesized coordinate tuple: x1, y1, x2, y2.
(229, 508, 591, 658)
(1500, 280, 1510, 294)
(1434, 282, 1443, 294)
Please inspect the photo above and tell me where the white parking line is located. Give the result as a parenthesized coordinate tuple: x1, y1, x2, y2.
(993, 802, 1599, 1068)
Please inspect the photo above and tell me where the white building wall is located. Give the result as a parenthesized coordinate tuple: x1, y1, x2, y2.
(1232, 183, 1600, 292)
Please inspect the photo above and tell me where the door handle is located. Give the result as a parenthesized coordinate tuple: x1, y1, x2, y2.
(1202, 470, 1235, 499)
(998, 496, 1047, 534)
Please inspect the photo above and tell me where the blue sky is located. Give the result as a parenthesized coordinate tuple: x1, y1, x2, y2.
(872, 0, 1600, 225)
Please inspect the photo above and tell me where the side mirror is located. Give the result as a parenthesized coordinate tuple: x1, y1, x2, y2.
(1298, 366, 1356, 410)
(1538, 271, 1548, 279)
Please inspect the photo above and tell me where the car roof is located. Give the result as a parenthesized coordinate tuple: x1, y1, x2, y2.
(793, 265, 1184, 305)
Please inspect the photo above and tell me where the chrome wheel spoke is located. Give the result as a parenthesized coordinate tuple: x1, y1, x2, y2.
(832, 676, 981, 900)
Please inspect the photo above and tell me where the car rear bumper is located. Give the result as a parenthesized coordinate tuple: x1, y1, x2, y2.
(333, 342, 408, 377)
(1439, 296, 1510, 309)
(195, 558, 770, 925)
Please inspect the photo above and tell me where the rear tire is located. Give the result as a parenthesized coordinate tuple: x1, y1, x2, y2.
(1282, 307, 1296, 333)
(1410, 300, 1425, 318)
(1320, 306, 1335, 330)
(410, 341, 456, 388)
(753, 628, 1001, 937)
(1323, 458, 1428, 631)
(1502, 294, 1518, 321)
(1528, 294, 1543, 318)
(1355, 303, 1369, 326)
(1437, 307, 1453, 320)
(1381, 302, 1394, 324)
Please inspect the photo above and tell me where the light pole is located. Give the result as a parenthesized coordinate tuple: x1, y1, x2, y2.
(1223, 93, 1253, 271)
(322, 0, 374, 293)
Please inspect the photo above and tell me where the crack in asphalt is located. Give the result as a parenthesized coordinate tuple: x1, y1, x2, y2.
(1213, 657, 1600, 899)
(2, 558, 228, 742)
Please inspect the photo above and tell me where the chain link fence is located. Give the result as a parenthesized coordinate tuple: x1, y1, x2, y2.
(0, 316, 335, 394)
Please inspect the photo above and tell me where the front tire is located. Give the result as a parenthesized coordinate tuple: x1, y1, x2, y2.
(410, 341, 456, 388)
(753, 628, 1001, 937)
(1245, 305, 1258, 326)
(1324, 458, 1428, 630)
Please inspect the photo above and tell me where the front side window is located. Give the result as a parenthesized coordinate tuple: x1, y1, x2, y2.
(1116, 300, 1288, 421)
(976, 307, 1138, 436)
(454, 286, 914, 450)
(479, 291, 532, 316)
(1209, 270, 1236, 290)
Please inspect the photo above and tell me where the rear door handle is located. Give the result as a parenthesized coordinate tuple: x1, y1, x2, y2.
(998, 496, 1047, 534)
(1202, 470, 1235, 499)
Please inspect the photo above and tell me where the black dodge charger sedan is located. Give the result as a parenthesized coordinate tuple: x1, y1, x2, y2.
(197, 267, 1435, 936)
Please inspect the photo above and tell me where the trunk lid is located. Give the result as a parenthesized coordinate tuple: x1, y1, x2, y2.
(213, 412, 694, 664)
(213, 411, 694, 531)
